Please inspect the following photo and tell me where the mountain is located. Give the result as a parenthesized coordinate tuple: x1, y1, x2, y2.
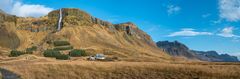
(156, 41, 196, 59)
(0, 8, 169, 61)
(192, 50, 239, 62)
(156, 41, 239, 62)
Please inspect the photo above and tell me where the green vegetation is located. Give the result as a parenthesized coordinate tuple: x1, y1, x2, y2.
(55, 54, 70, 60)
(9, 50, 24, 57)
(43, 40, 74, 60)
(31, 46, 37, 51)
(43, 49, 70, 60)
(43, 49, 61, 57)
(8, 46, 37, 57)
(69, 49, 87, 57)
(53, 41, 70, 46)
(25, 46, 37, 54)
(25, 48, 33, 54)
(54, 46, 73, 51)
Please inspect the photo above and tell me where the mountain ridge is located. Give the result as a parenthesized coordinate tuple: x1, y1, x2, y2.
(156, 41, 196, 59)
(156, 41, 239, 62)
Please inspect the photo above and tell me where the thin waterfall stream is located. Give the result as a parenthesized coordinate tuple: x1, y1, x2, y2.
(57, 8, 63, 31)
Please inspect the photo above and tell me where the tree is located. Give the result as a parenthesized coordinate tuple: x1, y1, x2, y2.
(9, 50, 23, 57)
(43, 49, 61, 57)
(69, 49, 87, 57)
(56, 54, 70, 60)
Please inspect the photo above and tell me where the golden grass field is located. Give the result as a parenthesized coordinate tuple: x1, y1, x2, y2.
(0, 55, 240, 79)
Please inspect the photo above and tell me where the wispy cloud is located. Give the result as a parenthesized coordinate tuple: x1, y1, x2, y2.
(167, 5, 181, 15)
(217, 27, 240, 38)
(168, 28, 213, 37)
(169, 27, 240, 38)
(219, 0, 240, 22)
(0, 0, 53, 17)
(202, 13, 211, 18)
(211, 19, 222, 24)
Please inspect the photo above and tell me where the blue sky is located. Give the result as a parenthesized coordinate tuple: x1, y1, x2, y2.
(1, 0, 240, 56)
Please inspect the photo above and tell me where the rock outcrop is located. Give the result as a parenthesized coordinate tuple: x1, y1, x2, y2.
(156, 41, 239, 62)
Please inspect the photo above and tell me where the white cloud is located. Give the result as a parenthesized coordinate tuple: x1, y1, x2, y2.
(168, 28, 213, 37)
(217, 27, 240, 37)
(219, 0, 240, 22)
(167, 5, 181, 15)
(0, 0, 53, 17)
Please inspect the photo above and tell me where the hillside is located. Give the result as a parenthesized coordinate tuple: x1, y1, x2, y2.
(156, 41, 239, 62)
(0, 11, 20, 49)
(0, 8, 170, 61)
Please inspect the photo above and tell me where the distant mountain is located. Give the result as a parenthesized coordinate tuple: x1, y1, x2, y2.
(156, 41, 196, 59)
(192, 50, 239, 62)
(156, 41, 239, 62)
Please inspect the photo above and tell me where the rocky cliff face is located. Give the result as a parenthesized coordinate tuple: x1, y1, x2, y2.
(156, 41, 196, 59)
(47, 8, 155, 46)
(156, 41, 239, 62)
(45, 8, 156, 48)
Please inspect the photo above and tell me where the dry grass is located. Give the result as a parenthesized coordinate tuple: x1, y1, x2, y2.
(1, 58, 240, 79)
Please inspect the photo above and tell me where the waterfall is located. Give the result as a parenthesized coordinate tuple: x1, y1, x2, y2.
(57, 8, 63, 31)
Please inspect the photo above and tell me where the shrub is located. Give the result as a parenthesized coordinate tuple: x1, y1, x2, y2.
(31, 46, 37, 51)
(43, 49, 61, 57)
(54, 46, 73, 51)
(25, 48, 33, 54)
(69, 49, 87, 57)
(25, 46, 37, 54)
(53, 41, 70, 46)
(9, 50, 24, 57)
(56, 54, 70, 60)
